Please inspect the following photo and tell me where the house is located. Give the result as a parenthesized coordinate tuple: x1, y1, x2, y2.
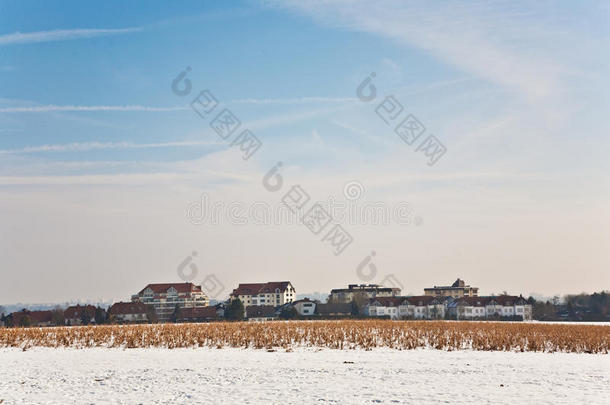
(109, 302, 149, 323)
(447, 295, 532, 320)
(177, 306, 220, 322)
(486, 295, 532, 320)
(316, 303, 352, 317)
(230, 281, 296, 307)
(403, 296, 446, 319)
(246, 305, 278, 322)
(292, 298, 317, 316)
(131, 282, 209, 322)
(424, 278, 479, 298)
(447, 297, 487, 319)
(11, 310, 55, 327)
(365, 297, 403, 319)
(365, 296, 446, 319)
(329, 284, 401, 303)
(64, 305, 96, 326)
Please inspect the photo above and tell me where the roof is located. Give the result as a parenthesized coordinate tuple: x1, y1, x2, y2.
(138, 283, 202, 295)
(405, 296, 440, 306)
(246, 305, 277, 318)
(424, 278, 477, 290)
(11, 310, 54, 325)
(316, 303, 352, 315)
(331, 285, 400, 294)
(450, 295, 527, 307)
(369, 296, 443, 307)
(232, 281, 293, 296)
(109, 302, 148, 315)
(178, 306, 218, 320)
(487, 295, 527, 306)
(452, 278, 466, 287)
(369, 297, 406, 307)
(292, 298, 318, 305)
(64, 305, 96, 319)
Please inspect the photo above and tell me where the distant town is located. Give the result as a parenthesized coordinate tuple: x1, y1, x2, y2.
(1, 278, 608, 327)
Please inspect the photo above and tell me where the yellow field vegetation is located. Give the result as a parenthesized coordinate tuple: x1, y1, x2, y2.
(1, 321, 608, 353)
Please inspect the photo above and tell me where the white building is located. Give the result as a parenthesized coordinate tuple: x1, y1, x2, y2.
(365, 296, 445, 320)
(329, 284, 401, 303)
(292, 298, 317, 316)
(230, 281, 296, 307)
(132, 283, 209, 322)
(447, 295, 532, 320)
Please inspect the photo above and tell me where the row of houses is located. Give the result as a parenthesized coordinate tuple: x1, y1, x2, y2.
(1, 278, 533, 326)
(233, 279, 531, 321)
(365, 295, 532, 320)
(239, 294, 531, 322)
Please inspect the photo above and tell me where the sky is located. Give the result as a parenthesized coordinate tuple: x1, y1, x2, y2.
(1, 0, 609, 304)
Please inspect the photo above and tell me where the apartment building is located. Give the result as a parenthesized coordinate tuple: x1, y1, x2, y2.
(131, 282, 209, 322)
(447, 295, 532, 320)
(230, 281, 296, 307)
(424, 278, 479, 298)
(329, 284, 401, 303)
(365, 296, 446, 320)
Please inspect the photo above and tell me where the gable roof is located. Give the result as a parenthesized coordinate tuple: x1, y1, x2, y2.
(368, 296, 444, 307)
(292, 298, 318, 305)
(487, 295, 527, 306)
(232, 281, 293, 296)
(405, 296, 440, 306)
(11, 310, 54, 325)
(138, 283, 202, 295)
(369, 297, 406, 307)
(64, 305, 96, 319)
(109, 302, 148, 315)
(454, 297, 489, 307)
(451, 296, 527, 307)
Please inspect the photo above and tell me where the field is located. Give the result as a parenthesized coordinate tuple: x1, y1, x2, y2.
(2, 321, 609, 404)
(1, 320, 609, 353)
(1, 347, 609, 404)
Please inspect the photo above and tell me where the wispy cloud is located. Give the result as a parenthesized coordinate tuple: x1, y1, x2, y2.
(229, 96, 357, 104)
(268, 0, 569, 101)
(0, 140, 221, 154)
(0, 105, 188, 113)
(0, 98, 356, 112)
(0, 27, 141, 46)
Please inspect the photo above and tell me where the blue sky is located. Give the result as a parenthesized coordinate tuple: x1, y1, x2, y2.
(1, 0, 609, 303)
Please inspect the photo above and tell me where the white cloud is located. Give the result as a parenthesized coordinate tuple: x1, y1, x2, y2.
(229, 96, 357, 104)
(0, 140, 222, 154)
(0, 105, 187, 113)
(0, 27, 141, 46)
(268, 0, 567, 102)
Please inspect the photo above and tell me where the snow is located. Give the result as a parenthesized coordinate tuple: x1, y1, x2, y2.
(1, 348, 608, 404)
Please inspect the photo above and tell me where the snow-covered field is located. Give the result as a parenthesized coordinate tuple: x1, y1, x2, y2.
(1, 348, 608, 404)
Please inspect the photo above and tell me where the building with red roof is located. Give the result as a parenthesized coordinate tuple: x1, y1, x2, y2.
(230, 281, 296, 307)
(131, 282, 209, 322)
(109, 302, 149, 323)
